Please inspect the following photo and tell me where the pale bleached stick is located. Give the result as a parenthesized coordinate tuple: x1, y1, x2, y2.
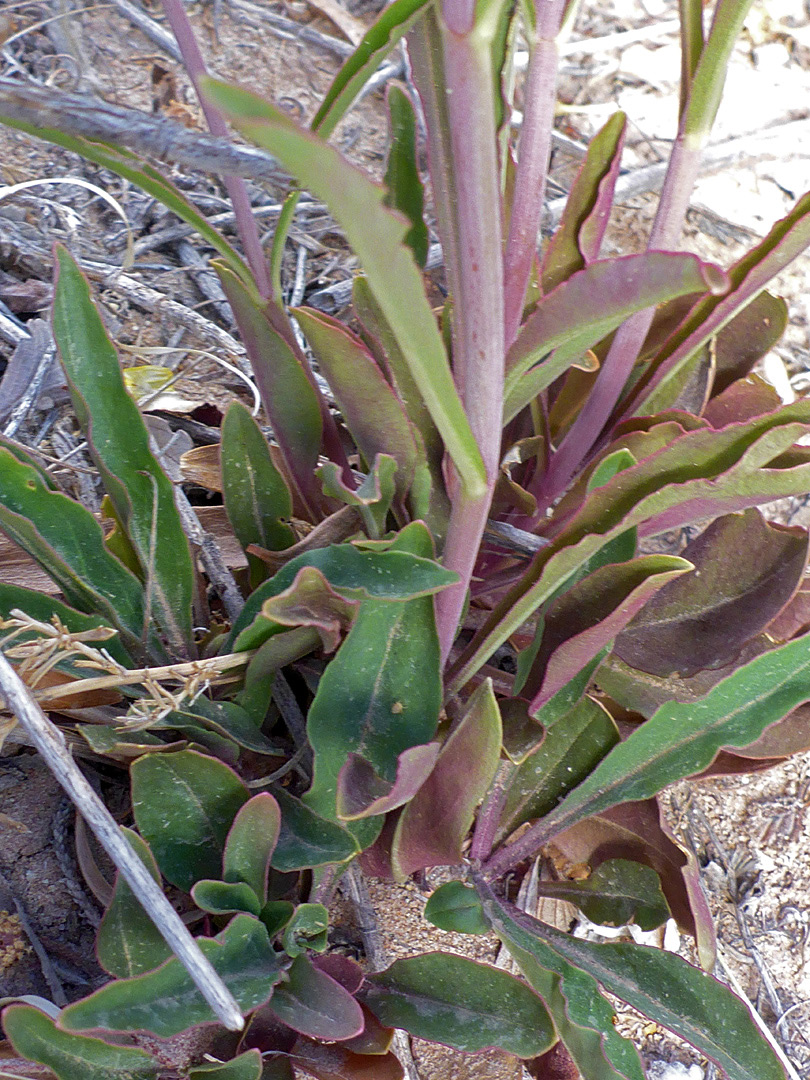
(0, 650, 244, 1031)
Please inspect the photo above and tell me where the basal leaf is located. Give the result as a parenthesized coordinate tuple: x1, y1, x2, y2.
(191, 879, 262, 917)
(496, 696, 619, 843)
(96, 828, 171, 978)
(281, 903, 329, 958)
(503, 624, 810, 852)
(61, 915, 281, 1037)
(711, 291, 788, 395)
(476, 878, 785, 1080)
(169, 697, 284, 756)
(202, 77, 486, 500)
(130, 750, 248, 891)
(271, 788, 357, 871)
(320, 455, 400, 538)
(221, 401, 295, 589)
(293, 307, 422, 507)
(383, 85, 428, 268)
(336, 742, 440, 820)
(503, 253, 727, 422)
(229, 528, 458, 652)
(188, 1050, 263, 1080)
(362, 953, 555, 1057)
(525, 555, 692, 711)
(424, 881, 491, 935)
(52, 248, 194, 656)
(223, 793, 281, 904)
(304, 526, 442, 828)
(215, 265, 323, 516)
(0, 449, 146, 652)
(535, 859, 670, 931)
(391, 678, 501, 877)
(289, 1040, 404, 1080)
(2, 1004, 158, 1080)
(449, 401, 810, 692)
(0, 584, 132, 666)
(614, 509, 808, 677)
(268, 955, 365, 1041)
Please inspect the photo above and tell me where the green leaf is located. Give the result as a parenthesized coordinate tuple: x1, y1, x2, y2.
(515, 624, 810, 849)
(496, 696, 619, 843)
(281, 904, 329, 958)
(391, 678, 501, 877)
(177, 697, 285, 756)
(449, 401, 810, 692)
(215, 265, 324, 516)
(503, 253, 727, 422)
(229, 527, 458, 653)
(271, 788, 357, 871)
(223, 793, 281, 904)
(188, 1050, 263, 1080)
(201, 77, 486, 500)
(424, 882, 491, 935)
(383, 85, 429, 268)
(61, 915, 281, 1037)
(191, 879, 262, 917)
(476, 877, 785, 1080)
(96, 828, 171, 978)
(0, 449, 146, 651)
(2, 1004, 158, 1080)
(52, 247, 194, 656)
(294, 308, 422, 507)
(268, 955, 364, 1041)
(362, 953, 555, 1057)
(0, 584, 132, 666)
(130, 750, 248, 891)
(221, 401, 295, 589)
(536, 859, 670, 931)
(311, 0, 433, 138)
(304, 526, 442, 826)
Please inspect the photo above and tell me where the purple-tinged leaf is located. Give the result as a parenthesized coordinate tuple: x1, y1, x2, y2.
(340, 1003, 396, 1056)
(526, 555, 692, 711)
(2, 1005, 159, 1080)
(312, 954, 364, 997)
(215, 264, 323, 516)
(293, 307, 422, 506)
(336, 742, 440, 820)
(615, 509, 808, 677)
(383, 85, 428, 268)
(449, 401, 810, 693)
(290, 1039, 404, 1080)
(256, 566, 360, 653)
(503, 253, 727, 422)
(703, 373, 782, 427)
(629, 188, 810, 415)
(496, 697, 619, 844)
(320, 455, 399, 538)
(268, 955, 364, 1041)
(711, 291, 788, 395)
(391, 679, 501, 878)
(552, 800, 715, 968)
(223, 793, 280, 905)
(535, 858, 670, 931)
(61, 915, 281, 1037)
(130, 749, 248, 892)
(362, 953, 555, 1057)
(636, 342, 714, 418)
(541, 112, 626, 292)
(96, 828, 171, 979)
(476, 877, 786, 1080)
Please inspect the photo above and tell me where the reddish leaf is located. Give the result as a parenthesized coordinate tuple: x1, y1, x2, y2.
(525, 555, 691, 711)
(711, 291, 789, 395)
(703, 374, 783, 427)
(259, 566, 360, 652)
(614, 509, 808, 677)
(336, 743, 441, 819)
(290, 1039, 404, 1080)
(311, 954, 364, 996)
(391, 680, 501, 878)
(267, 955, 364, 1041)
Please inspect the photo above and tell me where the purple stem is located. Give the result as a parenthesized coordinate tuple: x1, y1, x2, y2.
(470, 760, 516, 862)
(536, 131, 704, 505)
(160, 0, 272, 300)
(503, 0, 567, 347)
(433, 21, 505, 663)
